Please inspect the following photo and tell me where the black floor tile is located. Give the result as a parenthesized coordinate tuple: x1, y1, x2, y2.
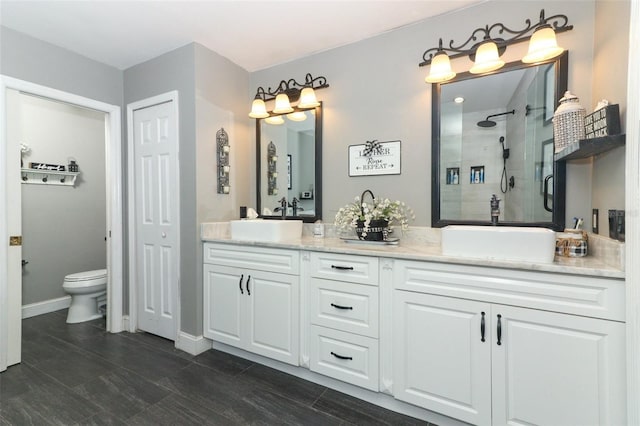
(5, 309, 430, 425)
(0, 363, 59, 404)
(1, 382, 102, 426)
(194, 347, 254, 376)
(313, 388, 428, 426)
(238, 362, 327, 406)
(126, 393, 235, 425)
(121, 332, 195, 361)
(80, 332, 191, 383)
(32, 345, 119, 389)
(75, 412, 127, 426)
(72, 367, 171, 421)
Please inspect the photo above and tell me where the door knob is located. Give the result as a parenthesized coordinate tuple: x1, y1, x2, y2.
(161, 232, 166, 238)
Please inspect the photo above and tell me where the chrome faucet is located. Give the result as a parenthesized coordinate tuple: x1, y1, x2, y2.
(279, 197, 287, 219)
(490, 194, 501, 225)
(291, 197, 299, 217)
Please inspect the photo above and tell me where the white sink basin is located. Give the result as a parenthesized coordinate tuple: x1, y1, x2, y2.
(230, 219, 303, 243)
(441, 225, 556, 264)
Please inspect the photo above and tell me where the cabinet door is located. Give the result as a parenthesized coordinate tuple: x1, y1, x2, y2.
(245, 270, 299, 365)
(203, 264, 243, 347)
(394, 291, 492, 425)
(492, 305, 626, 426)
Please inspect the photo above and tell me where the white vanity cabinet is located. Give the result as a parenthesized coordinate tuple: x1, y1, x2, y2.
(203, 243, 299, 365)
(307, 252, 380, 391)
(393, 259, 626, 426)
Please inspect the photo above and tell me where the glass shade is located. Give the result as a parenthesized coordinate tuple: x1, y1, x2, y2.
(297, 87, 320, 108)
(248, 98, 269, 118)
(470, 40, 505, 74)
(522, 26, 564, 63)
(273, 93, 293, 114)
(265, 115, 284, 125)
(425, 52, 456, 83)
(286, 111, 307, 122)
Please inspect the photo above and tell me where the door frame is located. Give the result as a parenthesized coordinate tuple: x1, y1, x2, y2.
(0, 75, 124, 371)
(126, 91, 180, 339)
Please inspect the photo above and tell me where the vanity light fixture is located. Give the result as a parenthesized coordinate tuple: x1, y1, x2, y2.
(248, 73, 329, 119)
(286, 111, 308, 122)
(419, 9, 572, 83)
(265, 115, 285, 125)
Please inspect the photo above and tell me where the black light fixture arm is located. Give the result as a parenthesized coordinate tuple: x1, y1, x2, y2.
(253, 73, 329, 102)
(419, 9, 572, 66)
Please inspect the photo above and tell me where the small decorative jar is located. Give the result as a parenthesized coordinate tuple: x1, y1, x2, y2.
(68, 160, 79, 172)
(553, 91, 586, 153)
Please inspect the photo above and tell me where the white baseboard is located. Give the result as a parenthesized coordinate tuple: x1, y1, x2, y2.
(22, 296, 71, 319)
(175, 331, 213, 356)
(122, 315, 130, 331)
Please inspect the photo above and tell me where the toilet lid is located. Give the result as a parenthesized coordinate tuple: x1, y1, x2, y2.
(65, 269, 107, 282)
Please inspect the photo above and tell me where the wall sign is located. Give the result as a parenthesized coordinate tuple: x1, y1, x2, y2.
(584, 104, 621, 139)
(348, 140, 401, 177)
(29, 162, 65, 171)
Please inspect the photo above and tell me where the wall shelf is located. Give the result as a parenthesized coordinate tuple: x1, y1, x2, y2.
(21, 168, 79, 186)
(555, 134, 626, 161)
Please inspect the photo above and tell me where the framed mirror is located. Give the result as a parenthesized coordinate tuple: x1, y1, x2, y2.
(256, 105, 322, 222)
(431, 52, 568, 230)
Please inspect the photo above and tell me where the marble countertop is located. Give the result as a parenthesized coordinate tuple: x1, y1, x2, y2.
(201, 223, 625, 280)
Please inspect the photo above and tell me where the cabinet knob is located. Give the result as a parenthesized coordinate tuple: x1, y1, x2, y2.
(161, 232, 167, 238)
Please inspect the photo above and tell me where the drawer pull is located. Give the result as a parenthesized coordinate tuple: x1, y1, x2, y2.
(246, 275, 251, 296)
(330, 351, 353, 361)
(331, 303, 353, 310)
(238, 274, 244, 294)
(480, 311, 486, 342)
(331, 265, 354, 271)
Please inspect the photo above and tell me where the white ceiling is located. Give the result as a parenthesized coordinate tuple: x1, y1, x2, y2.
(0, 0, 483, 72)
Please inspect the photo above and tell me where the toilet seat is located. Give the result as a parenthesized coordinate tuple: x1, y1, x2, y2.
(63, 269, 107, 289)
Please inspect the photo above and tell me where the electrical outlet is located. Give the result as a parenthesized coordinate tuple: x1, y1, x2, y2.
(592, 209, 599, 234)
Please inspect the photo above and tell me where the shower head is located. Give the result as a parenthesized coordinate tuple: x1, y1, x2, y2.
(477, 110, 516, 128)
(477, 119, 496, 128)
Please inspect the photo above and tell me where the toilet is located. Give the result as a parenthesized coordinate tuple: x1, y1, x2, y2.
(62, 269, 107, 324)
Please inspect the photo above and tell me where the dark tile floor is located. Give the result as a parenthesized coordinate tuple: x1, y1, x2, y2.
(0, 310, 430, 425)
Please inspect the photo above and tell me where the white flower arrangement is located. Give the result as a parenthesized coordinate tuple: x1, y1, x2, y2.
(334, 194, 415, 237)
(20, 142, 31, 154)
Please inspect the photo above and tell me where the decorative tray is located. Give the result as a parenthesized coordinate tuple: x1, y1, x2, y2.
(340, 237, 399, 245)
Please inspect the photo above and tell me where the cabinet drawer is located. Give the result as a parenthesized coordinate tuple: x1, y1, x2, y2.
(203, 243, 299, 275)
(310, 278, 379, 338)
(309, 252, 378, 285)
(309, 325, 379, 391)
(393, 260, 625, 321)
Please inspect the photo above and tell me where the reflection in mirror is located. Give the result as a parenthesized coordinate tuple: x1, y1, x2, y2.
(432, 53, 567, 230)
(257, 106, 322, 223)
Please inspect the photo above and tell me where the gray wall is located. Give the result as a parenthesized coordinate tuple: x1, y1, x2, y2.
(249, 0, 601, 228)
(0, 27, 123, 107)
(17, 94, 107, 304)
(123, 44, 199, 334)
(124, 42, 249, 335)
(591, 0, 629, 235)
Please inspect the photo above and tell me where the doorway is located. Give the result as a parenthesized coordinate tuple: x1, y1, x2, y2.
(0, 76, 123, 372)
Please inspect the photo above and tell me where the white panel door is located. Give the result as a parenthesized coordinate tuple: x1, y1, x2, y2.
(492, 305, 627, 426)
(5, 89, 22, 367)
(246, 270, 299, 365)
(203, 264, 243, 346)
(133, 101, 178, 340)
(394, 291, 492, 426)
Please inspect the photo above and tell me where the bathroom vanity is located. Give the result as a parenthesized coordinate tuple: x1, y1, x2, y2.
(202, 224, 625, 426)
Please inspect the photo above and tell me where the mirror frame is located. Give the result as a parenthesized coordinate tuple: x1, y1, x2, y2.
(256, 103, 323, 223)
(431, 52, 568, 231)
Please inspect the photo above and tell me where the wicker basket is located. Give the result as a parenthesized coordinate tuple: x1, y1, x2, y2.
(553, 91, 586, 153)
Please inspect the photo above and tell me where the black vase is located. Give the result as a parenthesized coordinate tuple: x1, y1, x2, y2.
(356, 219, 388, 241)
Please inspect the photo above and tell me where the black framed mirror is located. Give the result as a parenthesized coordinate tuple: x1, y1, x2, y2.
(256, 104, 322, 222)
(431, 52, 568, 230)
